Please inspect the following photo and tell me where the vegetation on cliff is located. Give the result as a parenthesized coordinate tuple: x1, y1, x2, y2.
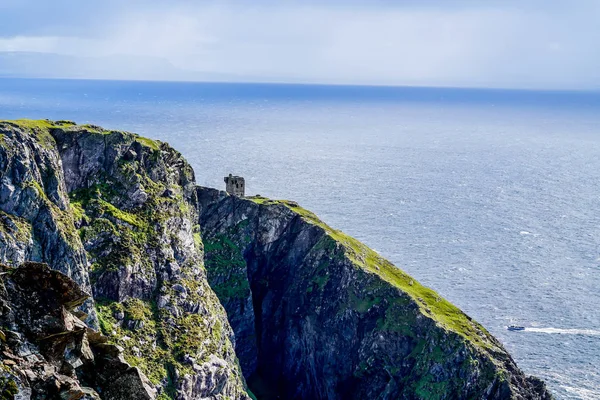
(249, 197, 494, 348)
(0, 120, 249, 400)
(0, 262, 156, 399)
(200, 191, 552, 399)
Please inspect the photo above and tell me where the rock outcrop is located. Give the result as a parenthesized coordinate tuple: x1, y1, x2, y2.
(197, 189, 553, 400)
(0, 262, 156, 400)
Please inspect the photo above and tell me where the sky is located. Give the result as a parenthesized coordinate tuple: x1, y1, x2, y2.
(0, 0, 599, 89)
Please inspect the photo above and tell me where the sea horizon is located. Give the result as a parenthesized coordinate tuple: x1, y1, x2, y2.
(4, 73, 600, 93)
(1, 77, 600, 398)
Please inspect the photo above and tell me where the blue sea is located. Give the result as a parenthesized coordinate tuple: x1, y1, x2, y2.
(1, 78, 599, 399)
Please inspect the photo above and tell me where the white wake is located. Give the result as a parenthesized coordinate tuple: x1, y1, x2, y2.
(523, 327, 600, 336)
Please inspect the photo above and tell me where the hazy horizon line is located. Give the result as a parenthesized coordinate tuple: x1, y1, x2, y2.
(3, 75, 600, 95)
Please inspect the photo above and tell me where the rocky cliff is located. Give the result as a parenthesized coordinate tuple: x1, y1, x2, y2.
(197, 190, 552, 400)
(0, 120, 248, 400)
(0, 120, 552, 399)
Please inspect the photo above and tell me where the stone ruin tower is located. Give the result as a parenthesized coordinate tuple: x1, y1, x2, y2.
(224, 174, 245, 197)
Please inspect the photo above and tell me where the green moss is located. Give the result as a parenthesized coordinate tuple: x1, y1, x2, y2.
(20, 180, 81, 249)
(69, 182, 118, 203)
(246, 195, 270, 205)
(375, 297, 414, 335)
(293, 201, 491, 347)
(193, 232, 203, 250)
(70, 182, 159, 277)
(172, 314, 209, 358)
(0, 120, 160, 156)
(349, 293, 381, 314)
(80, 124, 109, 134)
(204, 234, 251, 301)
(69, 201, 87, 224)
(95, 282, 232, 393)
(314, 274, 329, 291)
(23, 180, 45, 198)
(124, 298, 152, 322)
(0, 119, 57, 148)
(96, 304, 115, 335)
(99, 199, 146, 227)
(0, 376, 18, 400)
(95, 298, 171, 386)
(414, 376, 450, 399)
(55, 120, 76, 126)
(0, 119, 55, 130)
(192, 225, 204, 251)
(81, 217, 118, 239)
(305, 256, 332, 294)
(70, 184, 147, 229)
(0, 211, 32, 245)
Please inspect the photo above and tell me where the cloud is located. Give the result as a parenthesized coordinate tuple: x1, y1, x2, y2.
(0, 1, 599, 89)
(0, 36, 93, 55)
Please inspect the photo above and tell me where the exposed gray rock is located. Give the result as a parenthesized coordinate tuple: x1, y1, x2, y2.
(50, 123, 249, 399)
(0, 121, 96, 327)
(0, 121, 250, 400)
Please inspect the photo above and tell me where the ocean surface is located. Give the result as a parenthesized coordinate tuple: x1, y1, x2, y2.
(1, 78, 600, 399)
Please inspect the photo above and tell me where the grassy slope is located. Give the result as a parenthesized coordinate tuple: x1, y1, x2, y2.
(0, 119, 161, 148)
(247, 196, 499, 351)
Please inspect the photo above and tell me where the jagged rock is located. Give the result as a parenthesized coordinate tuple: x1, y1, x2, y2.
(0, 262, 156, 400)
(0, 121, 96, 327)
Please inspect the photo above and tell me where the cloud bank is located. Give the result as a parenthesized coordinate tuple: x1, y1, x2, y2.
(0, 1, 598, 89)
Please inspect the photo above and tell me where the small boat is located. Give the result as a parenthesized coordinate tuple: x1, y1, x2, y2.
(507, 325, 525, 331)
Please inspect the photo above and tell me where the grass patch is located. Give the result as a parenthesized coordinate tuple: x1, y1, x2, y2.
(20, 180, 81, 248)
(134, 135, 161, 151)
(204, 234, 251, 301)
(0, 376, 19, 399)
(249, 197, 496, 350)
(0, 119, 58, 148)
(0, 210, 32, 244)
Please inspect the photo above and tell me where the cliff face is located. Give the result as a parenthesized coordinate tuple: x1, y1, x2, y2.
(0, 120, 553, 400)
(197, 189, 552, 400)
(0, 121, 249, 400)
(0, 121, 95, 325)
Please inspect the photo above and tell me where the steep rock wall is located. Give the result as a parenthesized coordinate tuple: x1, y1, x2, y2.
(0, 119, 553, 400)
(0, 121, 95, 324)
(198, 188, 552, 400)
(0, 121, 249, 400)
